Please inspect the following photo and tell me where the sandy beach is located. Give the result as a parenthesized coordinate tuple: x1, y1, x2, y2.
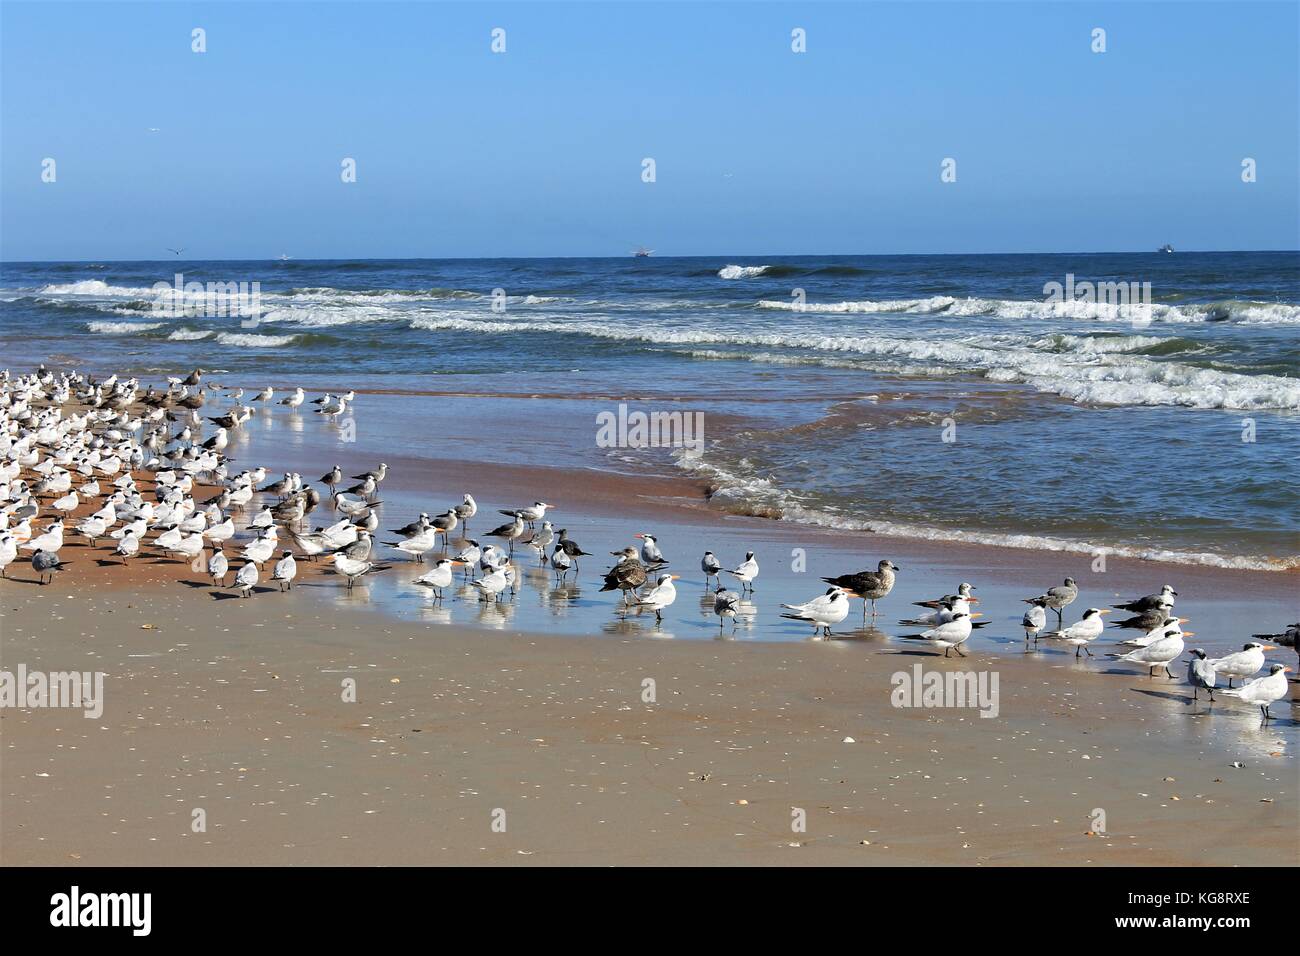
(2, 384, 1297, 867)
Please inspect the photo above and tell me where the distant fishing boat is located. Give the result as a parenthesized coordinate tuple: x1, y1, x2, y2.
(633, 247, 653, 258)
(1158, 243, 1174, 254)
(276, 254, 293, 262)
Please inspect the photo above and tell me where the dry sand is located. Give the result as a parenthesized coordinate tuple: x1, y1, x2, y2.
(3, 572, 1296, 866)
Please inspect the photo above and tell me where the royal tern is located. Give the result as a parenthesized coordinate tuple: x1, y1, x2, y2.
(1219, 664, 1291, 720)
(1206, 642, 1273, 688)
(384, 528, 438, 562)
(331, 552, 389, 589)
(1111, 627, 1186, 678)
(632, 573, 680, 622)
(1253, 623, 1299, 667)
(902, 612, 973, 657)
(1042, 607, 1110, 656)
(781, 586, 850, 637)
(414, 558, 461, 600)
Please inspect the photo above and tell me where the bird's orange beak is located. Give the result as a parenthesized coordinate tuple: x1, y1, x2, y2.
(1261, 645, 1277, 651)
(1182, 631, 1195, 637)
(1098, 609, 1112, 614)
(670, 575, 680, 580)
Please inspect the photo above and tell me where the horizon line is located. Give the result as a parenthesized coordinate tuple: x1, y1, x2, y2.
(3, 248, 1299, 266)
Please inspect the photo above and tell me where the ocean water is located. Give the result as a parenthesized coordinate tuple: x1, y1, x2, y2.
(2, 252, 1298, 570)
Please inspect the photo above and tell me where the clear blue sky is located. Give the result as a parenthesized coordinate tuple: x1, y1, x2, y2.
(2, 1, 1296, 260)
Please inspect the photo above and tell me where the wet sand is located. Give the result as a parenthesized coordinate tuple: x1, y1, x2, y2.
(2, 384, 1297, 866)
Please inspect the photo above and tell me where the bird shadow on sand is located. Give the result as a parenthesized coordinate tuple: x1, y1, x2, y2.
(1129, 687, 1195, 705)
(209, 586, 278, 600)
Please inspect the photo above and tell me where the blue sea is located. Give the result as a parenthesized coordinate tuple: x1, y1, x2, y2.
(2, 252, 1297, 570)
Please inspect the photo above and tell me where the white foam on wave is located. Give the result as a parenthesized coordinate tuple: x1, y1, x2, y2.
(718, 264, 771, 279)
(674, 455, 1300, 572)
(87, 320, 164, 334)
(758, 295, 1300, 325)
(407, 315, 1300, 411)
(167, 328, 214, 341)
(214, 332, 299, 347)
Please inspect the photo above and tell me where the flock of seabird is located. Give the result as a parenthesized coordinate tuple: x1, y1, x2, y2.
(1, 366, 1295, 721)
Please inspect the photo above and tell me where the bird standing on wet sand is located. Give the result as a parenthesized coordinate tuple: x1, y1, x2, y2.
(272, 550, 297, 590)
(700, 551, 722, 590)
(1219, 664, 1291, 720)
(723, 551, 759, 593)
(232, 561, 258, 597)
(1110, 627, 1186, 678)
(1042, 607, 1110, 657)
(1025, 576, 1078, 628)
(415, 557, 461, 601)
(781, 586, 850, 638)
(332, 552, 390, 589)
(632, 573, 680, 622)
(635, 533, 666, 565)
(319, 465, 342, 494)
(602, 547, 649, 601)
(550, 544, 572, 581)
(453, 494, 477, 531)
(1253, 623, 1299, 670)
(114, 529, 139, 564)
(1113, 584, 1177, 614)
(486, 512, 526, 554)
(822, 559, 898, 622)
(1022, 597, 1048, 643)
(1186, 649, 1218, 702)
(208, 547, 229, 585)
(902, 612, 973, 657)
(1206, 642, 1273, 688)
(713, 587, 741, 631)
(502, 501, 551, 529)
(31, 549, 70, 585)
(555, 529, 591, 569)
